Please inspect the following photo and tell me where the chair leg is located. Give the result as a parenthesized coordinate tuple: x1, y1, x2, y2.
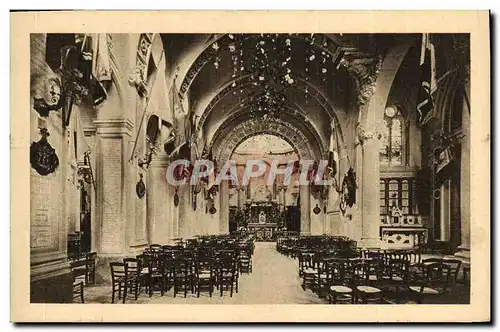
(80, 284, 84, 303)
(135, 281, 139, 300)
(122, 284, 127, 304)
(112, 285, 115, 304)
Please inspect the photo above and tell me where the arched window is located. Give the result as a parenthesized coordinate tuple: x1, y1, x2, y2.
(379, 105, 407, 167)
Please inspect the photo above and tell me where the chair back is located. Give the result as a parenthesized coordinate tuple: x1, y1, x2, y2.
(110, 262, 126, 281)
(442, 259, 462, 282)
(422, 258, 442, 264)
(407, 250, 421, 264)
(195, 257, 215, 276)
(425, 262, 451, 289)
(123, 258, 141, 278)
(388, 258, 410, 281)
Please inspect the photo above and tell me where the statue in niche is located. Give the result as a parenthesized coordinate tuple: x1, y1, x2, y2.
(258, 211, 266, 224)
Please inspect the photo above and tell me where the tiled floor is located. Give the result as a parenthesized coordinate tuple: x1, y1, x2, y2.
(83, 242, 469, 304)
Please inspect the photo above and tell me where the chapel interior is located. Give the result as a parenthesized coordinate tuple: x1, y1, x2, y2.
(29, 33, 471, 304)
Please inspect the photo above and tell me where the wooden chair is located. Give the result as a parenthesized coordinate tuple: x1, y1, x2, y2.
(86, 252, 97, 285)
(173, 257, 194, 298)
(409, 262, 451, 304)
(299, 250, 317, 290)
(217, 256, 238, 297)
(328, 259, 355, 304)
(353, 259, 383, 304)
(123, 258, 142, 300)
(442, 259, 462, 291)
(110, 262, 127, 303)
(72, 281, 84, 303)
(145, 253, 167, 297)
(238, 246, 252, 274)
(194, 257, 216, 297)
(410, 257, 442, 281)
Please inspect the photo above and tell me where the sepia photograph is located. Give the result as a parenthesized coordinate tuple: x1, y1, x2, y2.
(10, 10, 490, 322)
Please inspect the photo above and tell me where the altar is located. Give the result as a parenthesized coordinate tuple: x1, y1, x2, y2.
(243, 201, 283, 241)
(247, 222, 279, 241)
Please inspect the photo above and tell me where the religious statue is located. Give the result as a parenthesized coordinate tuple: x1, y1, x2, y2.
(258, 211, 266, 224)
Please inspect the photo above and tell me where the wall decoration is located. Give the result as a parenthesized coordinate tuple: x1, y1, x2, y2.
(136, 173, 146, 199)
(209, 205, 217, 214)
(30, 128, 59, 176)
(339, 167, 357, 215)
(313, 204, 321, 215)
(32, 77, 63, 117)
(174, 186, 180, 207)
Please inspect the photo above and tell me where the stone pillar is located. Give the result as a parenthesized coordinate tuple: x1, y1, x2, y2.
(29, 110, 73, 302)
(358, 126, 381, 248)
(457, 82, 471, 260)
(147, 153, 171, 245)
(94, 119, 133, 256)
(219, 181, 229, 234)
(440, 180, 451, 241)
(177, 184, 188, 237)
(300, 185, 311, 235)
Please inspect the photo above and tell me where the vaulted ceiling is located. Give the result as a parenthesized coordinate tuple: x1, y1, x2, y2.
(160, 33, 417, 160)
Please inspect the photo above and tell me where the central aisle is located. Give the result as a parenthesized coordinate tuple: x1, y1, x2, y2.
(146, 242, 326, 304)
(86, 242, 327, 304)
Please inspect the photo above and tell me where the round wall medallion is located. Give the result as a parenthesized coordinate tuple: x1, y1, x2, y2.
(136, 174, 146, 198)
(209, 206, 217, 214)
(313, 204, 321, 215)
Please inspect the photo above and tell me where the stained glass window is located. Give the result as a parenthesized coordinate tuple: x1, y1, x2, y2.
(379, 107, 405, 166)
(379, 120, 390, 164)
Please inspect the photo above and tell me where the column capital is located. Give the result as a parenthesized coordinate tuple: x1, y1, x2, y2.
(94, 118, 134, 137)
(339, 53, 383, 107)
(355, 122, 383, 146)
(148, 152, 170, 167)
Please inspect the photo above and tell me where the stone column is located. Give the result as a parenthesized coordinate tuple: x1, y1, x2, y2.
(147, 153, 171, 245)
(300, 185, 311, 235)
(457, 82, 471, 260)
(94, 119, 133, 256)
(219, 181, 229, 234)
(440, 180, 451, 241)
(358, 126, 382, 248)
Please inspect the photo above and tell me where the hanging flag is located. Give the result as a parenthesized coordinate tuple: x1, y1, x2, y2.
(170, 80, 190, 150)
(417, 33, 437, 126)
(75, 34, 110, 109)
(206, 148, 217, 190)
(327, 120, 339, 179)
(436, 147, 452, 174)
(146, 48, 175, 150)
(93, 34, 112, 82)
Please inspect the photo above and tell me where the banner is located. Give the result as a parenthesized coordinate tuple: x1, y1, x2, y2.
(417, 33, 437, 126)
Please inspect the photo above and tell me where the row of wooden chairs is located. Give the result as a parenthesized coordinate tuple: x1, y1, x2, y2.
(109, 246, 252, 303)
(299, 250, 463, 304)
